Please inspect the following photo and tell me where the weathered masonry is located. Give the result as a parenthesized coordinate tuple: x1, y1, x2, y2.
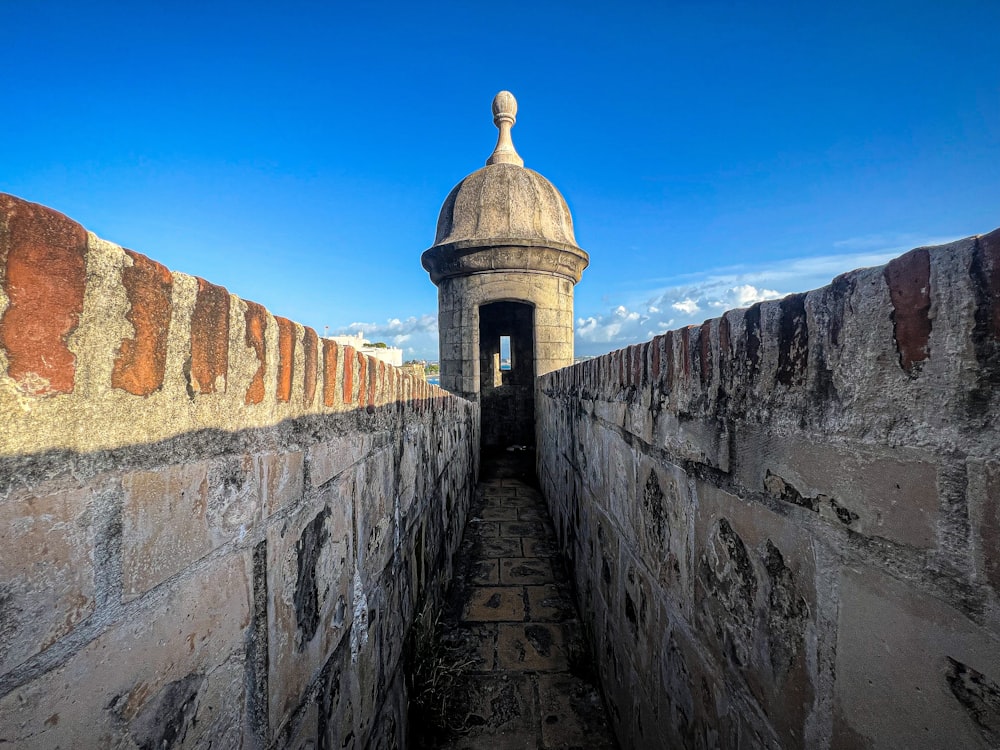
(0, 193, 478, 748)
(537, 230, 1000, 748)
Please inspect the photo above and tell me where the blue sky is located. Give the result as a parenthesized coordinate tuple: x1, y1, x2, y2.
(4, 1, 998, 359)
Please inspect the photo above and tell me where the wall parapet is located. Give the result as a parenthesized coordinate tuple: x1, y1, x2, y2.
(537, 230, 1000, 749)
(0, 193, 480, 748)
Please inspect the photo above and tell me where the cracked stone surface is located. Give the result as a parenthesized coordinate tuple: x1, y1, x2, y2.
(411, 448, 618, 749)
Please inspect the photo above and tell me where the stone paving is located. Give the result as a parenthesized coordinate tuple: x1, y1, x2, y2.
(412, 449, 618, 749)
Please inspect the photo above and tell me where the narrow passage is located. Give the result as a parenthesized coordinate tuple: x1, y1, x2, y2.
(409, 449, 618, 749)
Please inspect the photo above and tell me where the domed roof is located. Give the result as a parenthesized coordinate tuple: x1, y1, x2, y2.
(432, 162, 579, 250)
(422, 91, 588, 284)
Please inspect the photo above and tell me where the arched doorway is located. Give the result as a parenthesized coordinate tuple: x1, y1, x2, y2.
(478, 300, 534, 448)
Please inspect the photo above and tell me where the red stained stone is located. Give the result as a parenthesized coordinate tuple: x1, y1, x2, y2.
(651, 335, 662, 384)
(243, 302, 267, 405)
(680, 327, 691, 378)
(884, 248, 932, 373)
(111, 250, 173, 396)
(276, 317, 295, 403)
(342, 345, 355, 403)
(322, 339, 339, 407)
(776, 293, 808, 386)
(978, 229, 1000, 340)
(719, 316, 731, 358)
(664, 331, 675, 391)
(0, 195, 87, 395)
(699, 321, 712, 386)
(303, 327, 318, 407)
(188, 278, 230, 395)
(367, 358, 378, 411)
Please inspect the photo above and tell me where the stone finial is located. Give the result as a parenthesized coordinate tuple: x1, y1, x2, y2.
(486, 91, 524, 167)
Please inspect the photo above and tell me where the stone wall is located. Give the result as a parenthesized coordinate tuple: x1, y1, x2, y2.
(0, 194, 479, 749)
(537, 231, 1000, 749)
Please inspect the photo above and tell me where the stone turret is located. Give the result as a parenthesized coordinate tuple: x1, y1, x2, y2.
(422, 91, 588, 448)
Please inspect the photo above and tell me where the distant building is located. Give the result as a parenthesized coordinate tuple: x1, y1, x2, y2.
(327, 333, 403, 367)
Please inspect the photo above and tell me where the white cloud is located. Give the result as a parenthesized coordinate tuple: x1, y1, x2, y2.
(731, 284, 781, 307)
(574, 234, 959, 357)
(577, 305, 672, 350)
(671, 298, 700, 315)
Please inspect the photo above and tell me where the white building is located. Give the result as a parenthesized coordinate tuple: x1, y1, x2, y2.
(327, 333, 403, 367)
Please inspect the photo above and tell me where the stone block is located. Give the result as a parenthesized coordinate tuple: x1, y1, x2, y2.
(741, 435, 939, 548)
(307, 434, 369, 488)
(260, 450, 304, 518)
(833, 566, 1000, 749)
(652, 410, 730, 472)
(616, 551, 666, 673)
(266, 482, 353, 733)
(319, 642, 358, 750)
(354, 447, 397, 575)
(969, 458, 1000, 600)
(122, 463, 210, 598)
(627, 458, 690, 610)
(0, 485, 96, 674)
(461, 587, 525, 622)
(496, 622, 569, 670)
(538, 673, 617, 749)
(443, 674, 539, 748)
(655, 621, 752, 750)
(526, 584, 575, 621)
(499, 557, 553, 585)
(605, 437, 637, 531)
(0, 552, 251, 748)
(693, 481, 818, 747)
(122, 456, 260, 599)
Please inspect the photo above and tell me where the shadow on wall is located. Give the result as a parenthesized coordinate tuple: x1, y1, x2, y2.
(535, 228, 1000, 750)
(0, 192, 481, 748)
(0, 384, 480, 750)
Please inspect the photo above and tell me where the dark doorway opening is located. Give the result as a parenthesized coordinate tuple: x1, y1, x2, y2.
(479, 301, 534, 449)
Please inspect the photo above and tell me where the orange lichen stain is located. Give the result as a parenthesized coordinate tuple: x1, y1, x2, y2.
(276, 316, 295, 402)
(112, 249, 173, 396)
(244, 301, 268, 404)
(188, 278, 230, 394)
(0, 194, 88, 395)
(884, 248, 932, 373)
(342, 346, 355, 403)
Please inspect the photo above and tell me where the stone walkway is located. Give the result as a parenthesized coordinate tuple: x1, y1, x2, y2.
(410, 450, 618, 749)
